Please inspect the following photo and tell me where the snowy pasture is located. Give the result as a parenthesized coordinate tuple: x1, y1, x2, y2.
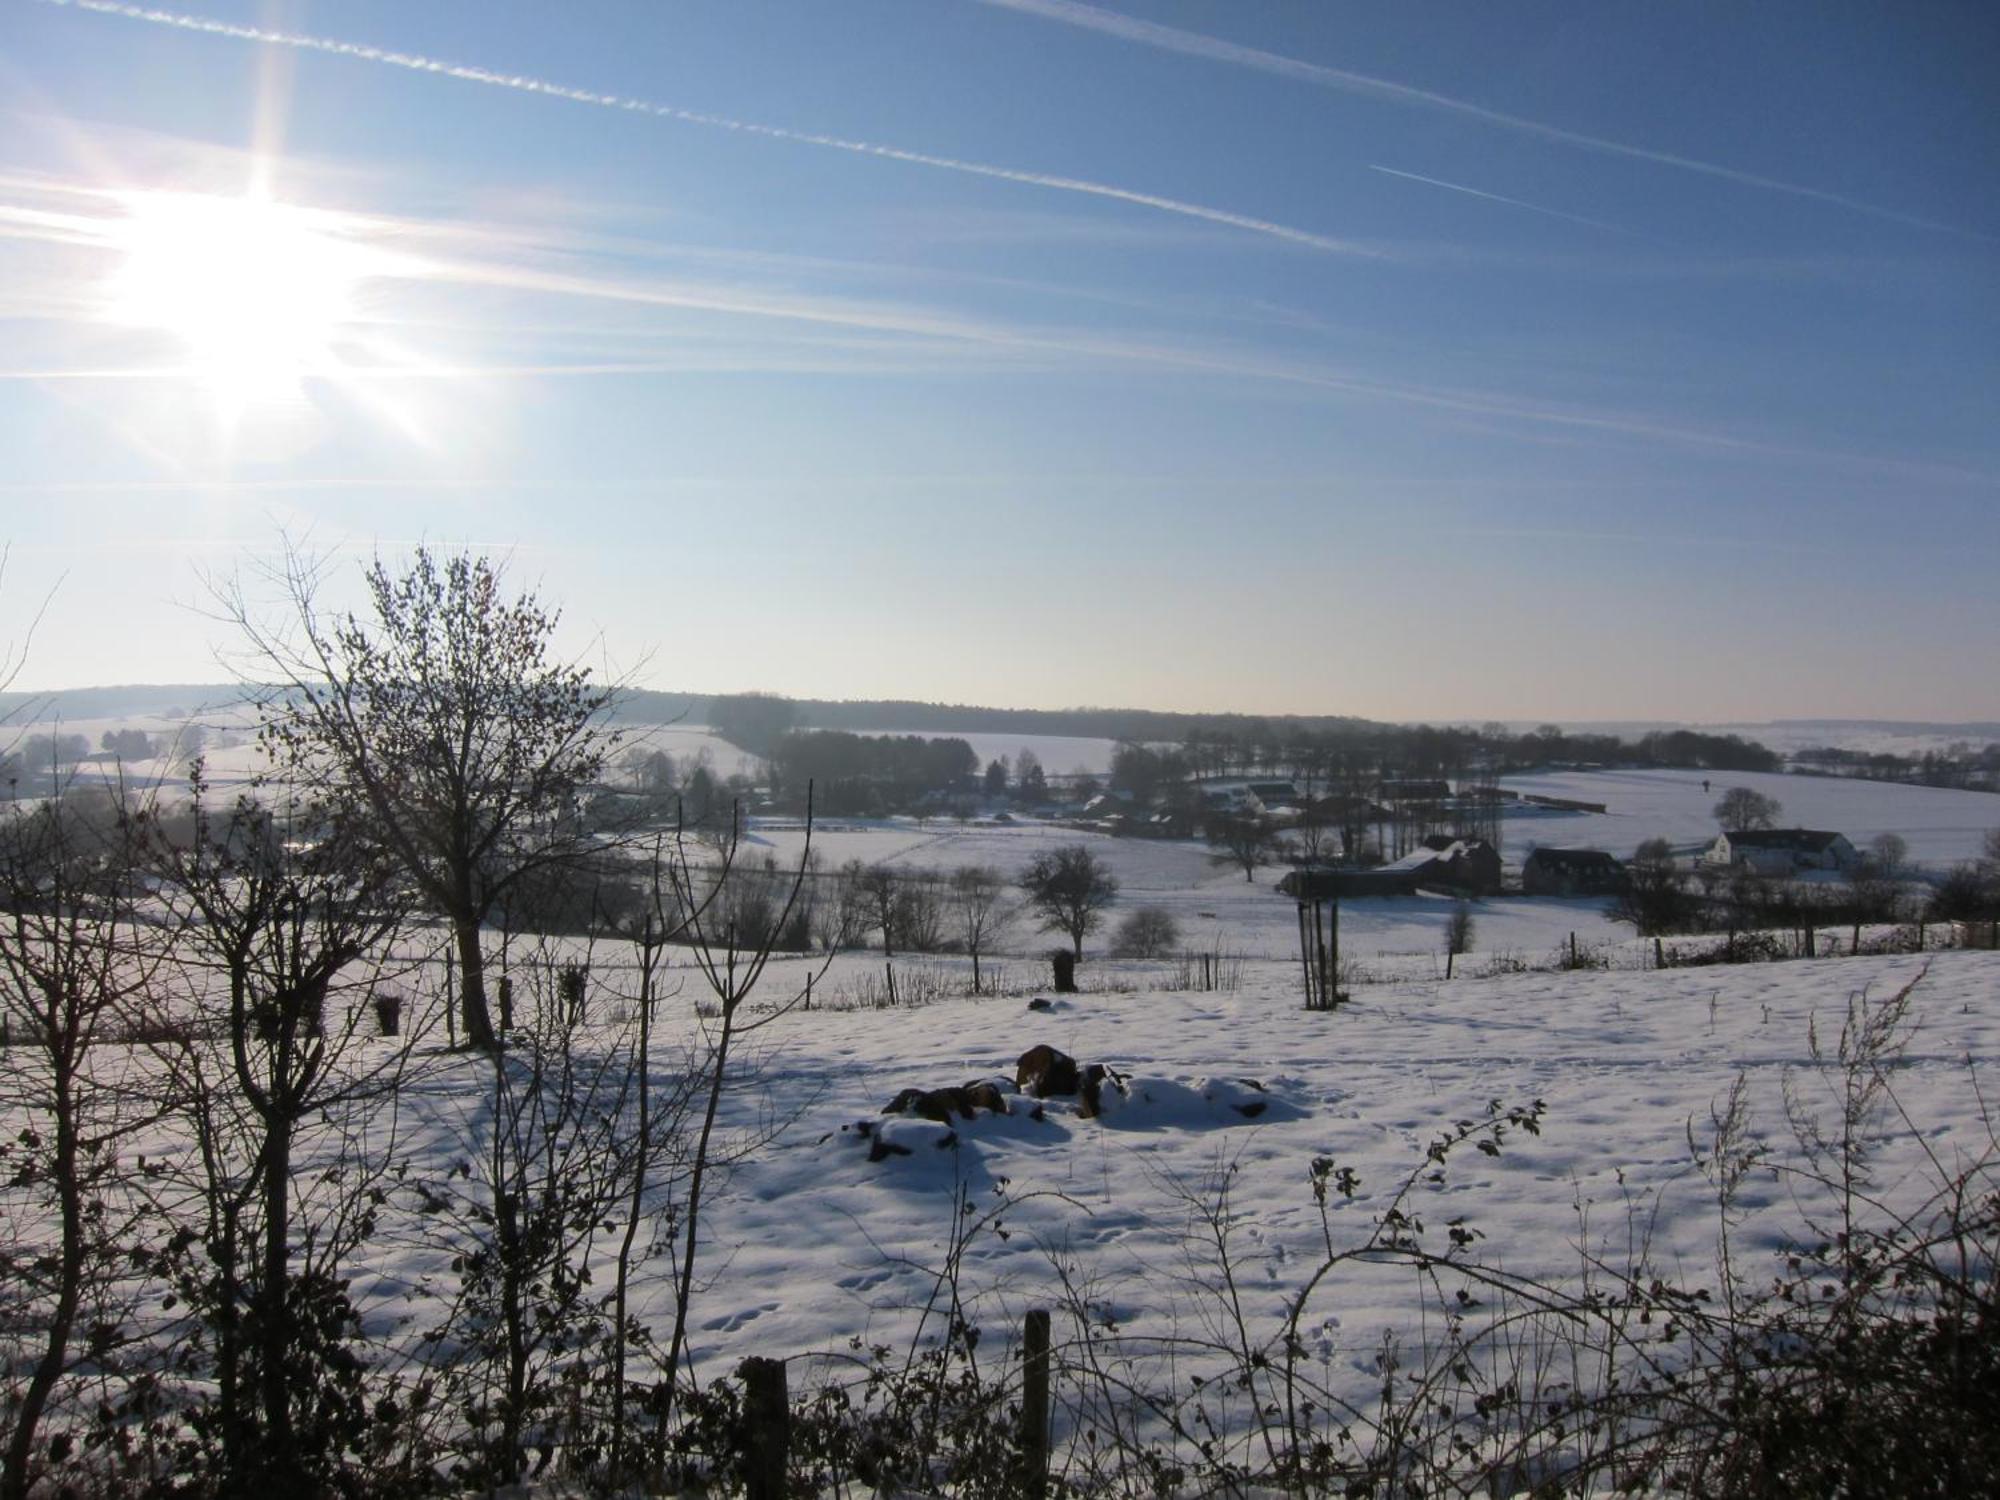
(1499, 765, 2000, 868)
(378, 948, 2000, 1431)
(743, 814, 1628, 968)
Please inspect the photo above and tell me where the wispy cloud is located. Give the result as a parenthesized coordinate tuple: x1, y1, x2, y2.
(1366, 165, 1637, 238)
(5, 166, 1981, 489)
(975, 0, 1975, 236)
(38, 0, 1381, 259)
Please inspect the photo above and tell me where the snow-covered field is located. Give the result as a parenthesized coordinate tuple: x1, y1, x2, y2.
(386, 948, 2000, 1428)
(746, 815, 1628, 965)
(1499, 765, 1999, 868)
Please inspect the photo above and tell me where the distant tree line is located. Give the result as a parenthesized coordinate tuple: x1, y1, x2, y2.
(764, 730, 978, 815)
(706, 694, 1781, 790)
(1792, 739, 2000, 792)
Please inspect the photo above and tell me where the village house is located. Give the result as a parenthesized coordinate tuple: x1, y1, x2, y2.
(1703, 828, 1857, 875)
(1197, 779, 1301, 816)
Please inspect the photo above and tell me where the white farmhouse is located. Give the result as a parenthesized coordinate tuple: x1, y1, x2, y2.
(1704, 828, 1857, 875)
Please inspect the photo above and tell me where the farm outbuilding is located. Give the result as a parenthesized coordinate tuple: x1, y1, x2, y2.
(1522, 847, 1629, 896)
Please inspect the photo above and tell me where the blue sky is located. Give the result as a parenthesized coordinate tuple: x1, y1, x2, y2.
(1, 0, 1994, 721)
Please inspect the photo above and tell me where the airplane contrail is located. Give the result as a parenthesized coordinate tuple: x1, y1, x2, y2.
(1366, 165, 1636, 237)
(37, 0, 1381, 259)
(975, 0, 1974, 237)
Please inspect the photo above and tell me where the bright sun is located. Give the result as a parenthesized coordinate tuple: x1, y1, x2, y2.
(102, 191, 379, 414)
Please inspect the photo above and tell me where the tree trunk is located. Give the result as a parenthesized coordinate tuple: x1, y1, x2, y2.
(2, 1057, 82, 1500)
(257, 1121, 296, 1481)
(455, 916, 496, 1049)
(213, 1195, 248, 1478)
(660, 1003, 735, 1446)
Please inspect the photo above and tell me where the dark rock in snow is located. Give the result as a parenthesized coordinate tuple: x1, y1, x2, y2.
(1016, 1044, 1081, 1097)
(883, 1079, 1015, 1123)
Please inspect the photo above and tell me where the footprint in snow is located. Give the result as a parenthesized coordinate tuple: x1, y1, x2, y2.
(834, 1269, 893, 1294)
(703, 1301, 780, 1333)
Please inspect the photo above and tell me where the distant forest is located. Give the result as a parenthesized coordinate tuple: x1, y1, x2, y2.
(697, 691, 1783, 779)
(624, 690, 1380, 745)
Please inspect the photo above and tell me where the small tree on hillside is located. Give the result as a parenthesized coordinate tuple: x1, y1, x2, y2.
(1015, 748, 1048, 803)
(1019, 845, 1118, 959)
(1205, 809, 1277, 883)
(99, 727, 154, 761)
(1868, 832, 1908, 876)
(1111, 905, 1179, 960)
(1714, 787, 1782, 832)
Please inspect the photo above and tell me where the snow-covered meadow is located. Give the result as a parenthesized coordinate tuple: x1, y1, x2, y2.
(376, 946, 2000, 1435)
(1498, 765, 1999, 869)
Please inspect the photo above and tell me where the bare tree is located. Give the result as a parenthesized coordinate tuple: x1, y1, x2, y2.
(949, 865, 1012, 993)
(0, 784, 165, 1500)
(1868, 832, 1908, 875)
(1293, 803, 1337, 865)
(1612, 836, 1695, 936)
(1841, 847, 1905, 949)
(1111, 905, 1180, 960)
(895, 871, 945, 954)
(1206, 809, 1276, 883)
(857, 864, 902, 957)
(144, 777, 411, 1490)
(1014, 747, 1047, 802)
(220, 544, 621, 1051)
(812, 858, 871, 952)
(602, 844, 687, 1486)
(1714, 787, 1783, 832)
(649, 799, 823, 1448)
(1019, 845, 1118, 959)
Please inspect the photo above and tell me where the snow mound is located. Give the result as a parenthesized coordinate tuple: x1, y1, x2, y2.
(1086, 1074, 1305, 1130)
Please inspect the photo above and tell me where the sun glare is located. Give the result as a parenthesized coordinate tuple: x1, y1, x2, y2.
(102, 191, 379, 414)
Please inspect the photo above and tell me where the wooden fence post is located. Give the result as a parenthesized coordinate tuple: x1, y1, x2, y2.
(739, 1356, 788, 1500)
(1021, 1309, 1051, 1498)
